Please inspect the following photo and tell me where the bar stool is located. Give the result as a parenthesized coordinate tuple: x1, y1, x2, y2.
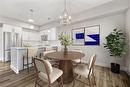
(23, 47, 38, 73)
(38, 47, 46, 58)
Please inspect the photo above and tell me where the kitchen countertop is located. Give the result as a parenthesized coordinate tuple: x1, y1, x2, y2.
(11, 45, 60, 50)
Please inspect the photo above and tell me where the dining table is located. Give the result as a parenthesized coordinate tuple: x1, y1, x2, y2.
(45, 51, 85, 84)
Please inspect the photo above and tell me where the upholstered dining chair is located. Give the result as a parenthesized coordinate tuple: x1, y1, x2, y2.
(43, 47, 59, 67)
(23, 47, 38, 73)
(33, 58, 63, 87)
(43, 46, 58, 56)
(71, 49, 83, 64)
(73, 54, 96, 87)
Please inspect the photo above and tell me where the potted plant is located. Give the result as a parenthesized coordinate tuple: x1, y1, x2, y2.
(58, 33, 72, 53)
(104, 29, 126, 73)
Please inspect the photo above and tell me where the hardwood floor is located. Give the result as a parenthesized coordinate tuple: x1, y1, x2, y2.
(0, 62, 10, 72)
(0, 66, 130, 87)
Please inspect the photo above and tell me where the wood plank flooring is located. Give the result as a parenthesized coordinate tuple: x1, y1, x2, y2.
(0, 65, 130, 87)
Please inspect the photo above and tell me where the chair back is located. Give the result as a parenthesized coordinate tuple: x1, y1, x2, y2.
(28, 47, 38, 58)
(88, 54, 96, 75)
(33, 58, 53, 74)
(72, 49, 82, 53)
(52, 46, 58, 51)
(72, 49, 83, 63)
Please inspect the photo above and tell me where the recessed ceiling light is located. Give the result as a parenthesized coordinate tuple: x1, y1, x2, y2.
(28, 19, 34, 23)
(30, 25, 34, 29)
(48, 18, 51, 20)
(48, 30, 51, 32)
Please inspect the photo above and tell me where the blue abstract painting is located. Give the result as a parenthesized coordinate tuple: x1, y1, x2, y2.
(76, 33, 84, 39)
(72, 28, 84, 45)
(84, 26, 100, 45)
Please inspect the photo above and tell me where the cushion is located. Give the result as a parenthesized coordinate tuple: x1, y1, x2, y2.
(72, 59, 81, 63)
(72, 49, 82, 63)
(44, 60, 53, 74)
(39, 67, 63, 83)
(44, 50, 55, 56)
(34, 58, 53, 74)
(74, 64, 90, 78)
(28, 47, 38, 58)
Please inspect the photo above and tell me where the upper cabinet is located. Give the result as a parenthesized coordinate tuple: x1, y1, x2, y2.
(22, 30, 40, 41)
(22, 31, 28, 40)
(40, 28, 56, 41)
(2, 24, 22, 34)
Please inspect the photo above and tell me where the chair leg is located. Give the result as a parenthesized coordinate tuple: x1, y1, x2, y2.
(88, 77, 91, 87)
(73, 79, 75, 87)
(35, 76, 38, 87)
(48, 84, 51, 87)
(32, 57, 33, 66)
(60, 76, 63, 87)
(35, 82, 37, 87)
(23, 56, 24, 70)
(92, 71, 96, 85)
(27, 56, 29, 74)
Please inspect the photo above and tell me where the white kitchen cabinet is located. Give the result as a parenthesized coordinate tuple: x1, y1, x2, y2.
(22, 31, 29, 40)
(40, 28, 56, 41)
(22, 30, 40, 41)
(50, 28, 56, 40)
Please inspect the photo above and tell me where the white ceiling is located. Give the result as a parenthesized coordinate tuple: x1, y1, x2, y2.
(0, 0, 113, 26)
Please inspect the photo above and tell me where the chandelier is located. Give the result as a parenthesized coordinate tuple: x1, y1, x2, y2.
(60, 0, 71, 25)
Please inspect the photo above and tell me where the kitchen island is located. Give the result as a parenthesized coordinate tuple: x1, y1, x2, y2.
(11, 47, 27, 74)
(10, 46, 59, 74)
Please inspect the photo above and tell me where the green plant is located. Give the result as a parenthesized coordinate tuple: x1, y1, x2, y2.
(58, 32, 72, 47)
(104, 29, 126, 62)
(23, 43, 32, 47)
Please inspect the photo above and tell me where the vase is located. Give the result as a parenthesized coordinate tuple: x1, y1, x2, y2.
(64, 45, 68, 54)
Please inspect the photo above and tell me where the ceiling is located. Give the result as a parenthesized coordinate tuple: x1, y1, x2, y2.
(0, 0, 113, 26)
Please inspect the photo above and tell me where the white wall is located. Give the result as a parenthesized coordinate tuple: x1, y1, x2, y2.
(57, 13, 126, 70)
(125, 0, 130, 75)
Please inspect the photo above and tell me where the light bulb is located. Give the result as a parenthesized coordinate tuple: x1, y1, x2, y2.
(28, 19, 34, 22)
(30, 25, 34, 29)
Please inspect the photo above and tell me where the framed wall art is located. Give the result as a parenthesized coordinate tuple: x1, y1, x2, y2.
(84, 25, 100, 45)
(72, 28, 85, 45)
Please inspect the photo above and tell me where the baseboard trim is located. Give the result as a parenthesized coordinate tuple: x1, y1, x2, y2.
(95, 62, 127, 71)
(126, 71, 130, 76)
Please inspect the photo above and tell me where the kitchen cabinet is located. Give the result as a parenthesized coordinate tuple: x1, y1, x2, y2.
(40, 28, 56, 41)
(22, 31, 40, 41)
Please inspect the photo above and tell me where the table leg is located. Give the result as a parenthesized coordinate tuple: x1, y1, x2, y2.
(59, 60, 74, 84)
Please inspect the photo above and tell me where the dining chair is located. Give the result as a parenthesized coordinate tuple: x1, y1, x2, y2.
(73, 54, 96, 87)
(43, 46, 58, 56)
(43, 47, 59, 67)
(71, 49, 83, 64)
(33, 58, 63, 87)
(23, 47, 38, 73)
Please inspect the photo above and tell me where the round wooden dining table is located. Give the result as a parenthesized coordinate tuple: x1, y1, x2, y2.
(45, 51, 85, 84)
